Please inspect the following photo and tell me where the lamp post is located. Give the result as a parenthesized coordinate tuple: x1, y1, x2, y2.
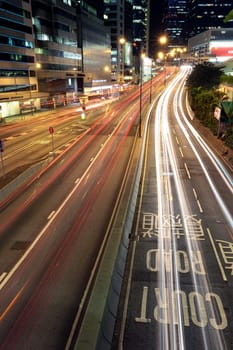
(28, 62, 41, 115)
(158, 35, 168, 87)
(139, 53, 145, 138)
(119, 37, 126, 83)
(164, 54, 167, 86)
(103, 65, 110, 97)
(158, 51, 166, 85)
(149, 59, 154, 104)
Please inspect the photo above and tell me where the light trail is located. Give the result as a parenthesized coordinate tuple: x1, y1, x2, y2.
(154, 73, 186, 350)
(154, 67, 228, 349)
(0, 99, 137, 291)
(172, 69, 228, 350)
(174, 67, 233, 230)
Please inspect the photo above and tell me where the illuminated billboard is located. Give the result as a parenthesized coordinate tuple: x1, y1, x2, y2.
(210, 41, 233, 62)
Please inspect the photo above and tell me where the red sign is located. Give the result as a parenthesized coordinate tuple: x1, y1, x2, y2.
(49, 126, 54, 134)
(211, 47, 233, 57)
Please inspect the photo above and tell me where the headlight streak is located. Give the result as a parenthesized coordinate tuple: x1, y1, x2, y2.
(174, 67, 233, 230)
(154, 67, 228, 349)
(0, 100, 138, 292)
(154, 74, 186, 350)
(170, 67, 227, 349)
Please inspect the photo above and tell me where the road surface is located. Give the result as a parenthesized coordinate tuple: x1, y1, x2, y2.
(112, 66, 233, 350)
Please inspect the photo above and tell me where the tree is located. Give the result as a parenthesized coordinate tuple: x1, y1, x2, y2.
(224, 9, 233, 23)
(186, 63, 223, 90)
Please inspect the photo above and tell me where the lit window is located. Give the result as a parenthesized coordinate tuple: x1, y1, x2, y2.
(63, 0, 71, 5)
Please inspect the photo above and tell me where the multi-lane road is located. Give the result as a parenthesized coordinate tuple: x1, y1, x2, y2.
(1, 65, 232, 350)
(0, 73, 169, 349)
(112, 66, 233, 350)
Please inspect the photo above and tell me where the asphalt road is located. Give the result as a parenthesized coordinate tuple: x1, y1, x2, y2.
(0, 88, 144, 348)
(0, 101, 108, 185)
(0, 71, 179, 349)
(112, 66, 233, 350)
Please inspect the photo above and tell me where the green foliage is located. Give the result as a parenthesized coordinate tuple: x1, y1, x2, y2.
(186, 63, 223, 89)
(189, 87, 222, 132)
(220, 73, 233, 85)
(224, 9, 233, 23)
(187, 65, 233, 149)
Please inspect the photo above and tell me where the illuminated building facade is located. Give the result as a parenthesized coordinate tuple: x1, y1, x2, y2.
(132, 0, 149, 54)
(0, 0, 111, 117)
(188, 28, 233, 63)
(163, 0, 233, 47)
(188, 0, 233, 38)
(164, 0, 189, 46)
(104, 0, 133, 82)
(33, 0, 111, 94)
(0, 0, 36, 99)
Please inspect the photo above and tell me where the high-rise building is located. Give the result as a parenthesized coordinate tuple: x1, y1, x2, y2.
(132, 0, 149, 54)
(0, 0, 111, 117)
(163, 0, 233, 47)
(104, 0, 133, 82)
(32, 0, 83, 94)
(33, 0, 111, 94)
(188, 0, 233, 38)
(0, 0, 36, 100)
(164, 0, 189, 46)
(131, 0, 151, 81)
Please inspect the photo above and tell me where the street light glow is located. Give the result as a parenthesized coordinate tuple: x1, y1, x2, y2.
(159, 35, 168, 45)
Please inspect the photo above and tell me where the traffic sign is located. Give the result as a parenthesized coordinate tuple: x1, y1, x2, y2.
(49, 126, 54, 134)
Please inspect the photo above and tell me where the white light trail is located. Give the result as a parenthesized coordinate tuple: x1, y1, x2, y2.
(153, 66, 228, 349)
(174, 67, 233, 230)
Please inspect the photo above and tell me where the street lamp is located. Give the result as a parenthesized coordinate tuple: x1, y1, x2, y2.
(119, 37, 126, 83)
(139, 53, 145, 138)
(100, 65, 110, 96)
(158, 35, 168, 86)
(157, 52, 166, 85)
(159, 35, 168, 46)
(28, 62, 41, 115)
(149, 60, 154, 104)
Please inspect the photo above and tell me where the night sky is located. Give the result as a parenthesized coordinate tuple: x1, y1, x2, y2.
(149, 1, 165, 57)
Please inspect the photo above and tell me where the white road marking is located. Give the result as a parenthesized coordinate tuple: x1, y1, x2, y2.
(48, 210, 56, 220)
(0, 272, 7, 283)
(207, 228, 227, 282)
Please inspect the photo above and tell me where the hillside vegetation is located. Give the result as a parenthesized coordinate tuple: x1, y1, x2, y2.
(186, 63, 233, 149)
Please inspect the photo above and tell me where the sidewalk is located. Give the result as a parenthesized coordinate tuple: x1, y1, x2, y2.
(0, 103, 78, 125)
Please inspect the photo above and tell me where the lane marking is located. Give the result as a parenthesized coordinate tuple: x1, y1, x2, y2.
(48, 210, 56, 220)
(197, 200, 203, 213)
(207, 228, 227, 282)
(75, 177, 80, 184)
(193, 188, 203, 213)
(193, 188, 198, 199)
(179, 146, 184, 157)
(184, 162, 191, 179)
(135, 286, 151, 323)
(0, 103, 128, 291)
(0, 272, 7, 283)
